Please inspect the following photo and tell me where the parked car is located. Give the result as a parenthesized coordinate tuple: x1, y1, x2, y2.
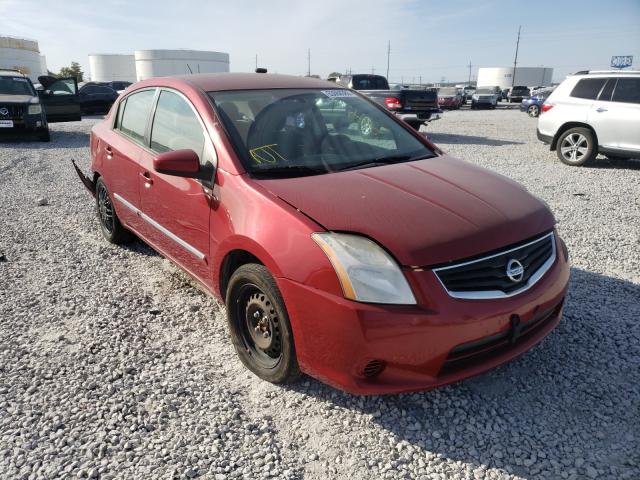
(334, 74, 441, 131)
(437, 87, 463, 109)
(470, 87, 498, 109)
(0, 70, 80, 141)
(537, 70, 640, 166)
(78, 84, 119, 114)
(520, 90, 554, 117)
(105, 81, 131, 93)
(508, 85, 531, 103)
(74, 73, 570, 395)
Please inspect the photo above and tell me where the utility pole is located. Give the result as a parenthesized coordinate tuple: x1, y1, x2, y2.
(386, 40, 390, 79)
(468, 60, 472, 85)
(371, 66, 375, 74)
(419, 75, 422, 86)
(255, 54, 258, 70)
(307, 48, 311, 77)
(512, 26, 521, 87)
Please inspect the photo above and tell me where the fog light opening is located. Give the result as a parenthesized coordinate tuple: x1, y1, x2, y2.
(361, 359, 386, 379)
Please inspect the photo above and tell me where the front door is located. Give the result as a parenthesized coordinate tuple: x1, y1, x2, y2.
(37, 76, 81, 122)
(138, 89, 214, 287)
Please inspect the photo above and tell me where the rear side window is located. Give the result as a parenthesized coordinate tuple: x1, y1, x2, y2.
(612, 78, 640, 104)
(118, 89, 155, 143)
(598, 78, 616, 101)
(570, 78, 606, 100)
(150, 90, 205, 160)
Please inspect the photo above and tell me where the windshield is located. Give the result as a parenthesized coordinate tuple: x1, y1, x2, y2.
(475, 88, 494, 94)
(439, 87, 457, 95)
(210, 88, 435, 177)
(0, 76, 36, 96)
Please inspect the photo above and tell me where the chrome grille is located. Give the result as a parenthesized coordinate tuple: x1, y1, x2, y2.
(0, 104, 25, 119)
(433, 232, 556, 300)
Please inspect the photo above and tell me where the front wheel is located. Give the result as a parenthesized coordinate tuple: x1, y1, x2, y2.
(38, 128, 50, 142)
(226, 264, 301, 384)
(527, 105, 540, 117)
(556, 127, 596, 166)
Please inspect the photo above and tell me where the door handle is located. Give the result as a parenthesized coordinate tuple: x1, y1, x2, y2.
(140, 171, 153, 187)
(596, 107, 607, 113)
(105, 145, 113, 159)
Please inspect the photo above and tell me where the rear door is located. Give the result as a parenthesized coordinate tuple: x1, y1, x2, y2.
(37, 76, 81, 122)
(589, 77, 640, 153)
(104, 88, 157, 232)
(138, 88, 215, 286)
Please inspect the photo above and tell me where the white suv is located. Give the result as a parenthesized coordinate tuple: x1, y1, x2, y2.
(537, 71, 640, 166)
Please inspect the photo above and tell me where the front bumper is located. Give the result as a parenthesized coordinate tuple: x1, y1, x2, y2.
(279, 235, 570, 395)
(0, 113, 46, 135)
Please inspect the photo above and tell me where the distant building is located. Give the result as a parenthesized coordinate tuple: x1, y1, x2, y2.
(477, 67, 554, 89)
(0, 36, 47, 81)
(134, 49, 230, 81)
(89, 54, 137, 83)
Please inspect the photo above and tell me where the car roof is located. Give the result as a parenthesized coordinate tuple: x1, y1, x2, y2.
(166, 73, 338, 92)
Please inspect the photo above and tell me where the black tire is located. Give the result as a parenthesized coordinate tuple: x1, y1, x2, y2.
(95, 177, 133, 243)
(527, 105, 540, 117)
(405, 120, 422, 131)
(38, 129, 50, 142)
(226, 264, 301, 384)
(556, 127, 597, 166)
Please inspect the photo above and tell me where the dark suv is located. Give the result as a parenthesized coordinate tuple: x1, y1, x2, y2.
(0, 70, 81, 141)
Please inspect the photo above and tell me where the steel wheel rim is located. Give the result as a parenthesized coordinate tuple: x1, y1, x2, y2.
(360, 116, 373, 136)
(97, 184, 114, 233)
(560, 133, 588, 163)
(234, 284, 282, 369)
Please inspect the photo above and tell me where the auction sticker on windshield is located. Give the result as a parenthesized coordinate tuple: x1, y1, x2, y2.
(322, 89, 356, 98)
(0, 120, 14, 128)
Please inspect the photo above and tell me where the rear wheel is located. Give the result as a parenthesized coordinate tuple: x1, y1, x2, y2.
(556, 127, 596, 166)
(226, 264, 301, 384)
(95, 177, 133, 243)
(527, 105, 540, 117)
(405, 120, 423, 131)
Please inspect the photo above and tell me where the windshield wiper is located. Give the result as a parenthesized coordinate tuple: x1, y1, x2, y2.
(251, 164, 329, 178)
(337, 153, 433, 172)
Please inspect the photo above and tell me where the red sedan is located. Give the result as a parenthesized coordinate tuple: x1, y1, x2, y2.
(75, 73, 570, 395)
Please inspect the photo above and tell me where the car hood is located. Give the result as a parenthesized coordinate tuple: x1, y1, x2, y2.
(256, 156, 555, 266)
(0, 94, 37, 104)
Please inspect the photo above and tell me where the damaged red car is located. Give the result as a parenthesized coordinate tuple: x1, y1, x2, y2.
(75, 73, 570, 395)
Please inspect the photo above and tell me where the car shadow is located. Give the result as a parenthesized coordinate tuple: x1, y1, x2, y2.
(284, 267, 639, 478)
(427, 132, 524, 146)
(120, 239, 159, 258)
(0, 129, 89, 149)
(584, 155, 640, 170)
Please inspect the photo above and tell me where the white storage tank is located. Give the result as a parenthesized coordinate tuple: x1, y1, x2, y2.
(0, 36, 46, 81)
(89, 54, 137, 82)
(477, 67, 554, 89)
(134, 49, 229, 81)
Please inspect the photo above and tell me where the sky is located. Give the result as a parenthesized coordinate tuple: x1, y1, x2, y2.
(1, 0, 639, 83)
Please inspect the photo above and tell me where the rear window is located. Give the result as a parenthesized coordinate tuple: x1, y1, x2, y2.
(612, 78, 640, 104)
(118, 89, 155, 143)
(351, 76, 389, 90)
(570, 78, 607, 100)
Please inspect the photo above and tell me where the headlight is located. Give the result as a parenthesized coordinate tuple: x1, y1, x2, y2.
(28, 104, 42, 115)
(472, 94, 479, 100)
(312, 233, 416, 304)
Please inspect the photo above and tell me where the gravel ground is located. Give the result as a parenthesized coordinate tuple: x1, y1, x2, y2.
(0, 107, 638, 480)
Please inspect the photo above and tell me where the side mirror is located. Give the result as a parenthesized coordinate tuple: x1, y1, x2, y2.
(44, 90, 54, 97)
(153, 149, 201, 178)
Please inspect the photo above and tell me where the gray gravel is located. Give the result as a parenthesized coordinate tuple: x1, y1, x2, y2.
(1, 107, 639, 480)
